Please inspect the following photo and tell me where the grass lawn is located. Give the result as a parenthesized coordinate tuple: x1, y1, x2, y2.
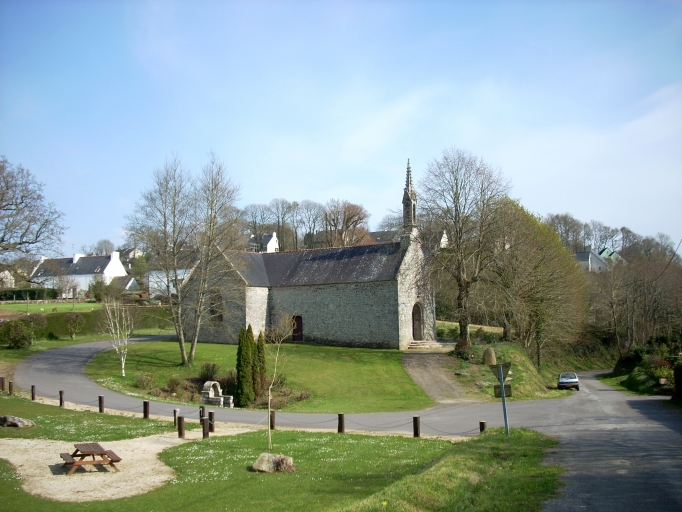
(86, 341, 434, 413)
(0, 394, 185, 441)
(0, 411, 561, 512)
(0, 302, 102, 314)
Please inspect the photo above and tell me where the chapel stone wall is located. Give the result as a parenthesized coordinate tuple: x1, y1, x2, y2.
(269, 280, 400, 349)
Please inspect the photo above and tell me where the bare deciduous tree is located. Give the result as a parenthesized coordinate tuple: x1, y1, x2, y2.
(419, 147, 511, 351)
(299, 200, 324, 248)
(101, 298, 133, 377)
(264, 314, 293, 451)
(323, 199, 370, 247)
(0, 157, 65, 261)
(243, 203, 273, 245)
(127, 153, 242, 366)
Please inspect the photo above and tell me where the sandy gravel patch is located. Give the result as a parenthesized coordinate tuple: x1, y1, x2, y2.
(0, 426, 252, 502)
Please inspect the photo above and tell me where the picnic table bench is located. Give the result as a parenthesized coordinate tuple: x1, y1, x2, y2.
(60, 443, 122, 475)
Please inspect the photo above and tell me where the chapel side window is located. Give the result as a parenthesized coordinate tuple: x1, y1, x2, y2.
(209, 290, 223, 323)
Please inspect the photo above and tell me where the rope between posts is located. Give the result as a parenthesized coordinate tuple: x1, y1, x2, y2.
(276, 415, 336, 425)
(420, 422, 479, 436)
(346, 418, 414, 429)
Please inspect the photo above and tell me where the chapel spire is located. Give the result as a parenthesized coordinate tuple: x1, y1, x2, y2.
(402, 159, 417, 228)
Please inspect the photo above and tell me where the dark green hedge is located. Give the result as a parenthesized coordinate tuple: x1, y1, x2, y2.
(0, 307, 173, 342)
(0, 288, 59, 300)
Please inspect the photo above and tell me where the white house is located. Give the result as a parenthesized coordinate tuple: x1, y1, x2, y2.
(247, 232, 279, 253)
(575, 249, 608, 273)
(31, 252, 129, 296)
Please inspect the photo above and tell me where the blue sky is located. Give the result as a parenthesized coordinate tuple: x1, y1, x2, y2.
(1, 0, 680, 255)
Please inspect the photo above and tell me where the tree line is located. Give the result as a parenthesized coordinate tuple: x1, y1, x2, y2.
(417, 147, 680, 366)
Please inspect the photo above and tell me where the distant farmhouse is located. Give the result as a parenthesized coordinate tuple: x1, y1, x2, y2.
(185, 163, 436, 350)
(575, 247, 625, 273)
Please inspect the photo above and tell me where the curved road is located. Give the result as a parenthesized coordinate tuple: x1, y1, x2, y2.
(10, 340, 682, 511)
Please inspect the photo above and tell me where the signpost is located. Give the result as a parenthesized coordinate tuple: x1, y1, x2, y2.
(489, 362, 511, 436)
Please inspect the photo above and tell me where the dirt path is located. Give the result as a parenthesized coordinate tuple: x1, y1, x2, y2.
(0, 425, 253, 502)
(402, 353, 478, 405)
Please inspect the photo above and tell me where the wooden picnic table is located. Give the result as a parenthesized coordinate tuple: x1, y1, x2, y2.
(60, 442, 122, 475)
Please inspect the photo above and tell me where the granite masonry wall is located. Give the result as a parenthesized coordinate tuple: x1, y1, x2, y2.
(268, 280, 400, 349)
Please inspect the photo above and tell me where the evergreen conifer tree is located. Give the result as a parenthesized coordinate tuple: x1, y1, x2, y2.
(254, 330, 267, 398)
(235, 326, 255, 406)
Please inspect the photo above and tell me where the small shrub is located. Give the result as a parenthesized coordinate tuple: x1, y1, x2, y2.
(166, 376, 182, 394)
(455, 346, 475, 361)
(436, 327, 447, 338)
(135, 372, 154, 390)
(271, 373, 287, 389)
(198, 362, 220, 382)
(63, 312, 85, 340)
(474, 327, 485, 340)
(217, 371, 237, 396)
(447, 326, 460, 339)
(269, 395, 289, 410)
(295, 390, 311, 401)
(482, 331, 500, 344)
(47, 332, 60, 340)
(4, 320, 32, 349)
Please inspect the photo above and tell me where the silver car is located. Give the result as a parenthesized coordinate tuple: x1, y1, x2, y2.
(558, 372, 580, 391)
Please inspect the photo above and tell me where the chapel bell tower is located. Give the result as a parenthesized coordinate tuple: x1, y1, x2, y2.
(402, 159, 417, 229)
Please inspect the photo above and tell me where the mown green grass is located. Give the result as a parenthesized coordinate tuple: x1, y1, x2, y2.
(86, 341, 434, 413)
(0, 394, 185, 441)
(340, 428, 562, 512)
(0, 302, 102, 314)
(0, 424, 561, 512)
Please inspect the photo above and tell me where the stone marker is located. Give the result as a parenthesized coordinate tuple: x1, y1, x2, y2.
(482, 347, 497, 366)
(0, 415, 36, 428)
(252, 453, 296, 473)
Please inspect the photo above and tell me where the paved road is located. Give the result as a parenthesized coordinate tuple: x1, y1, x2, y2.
(10, 340, 682, 511)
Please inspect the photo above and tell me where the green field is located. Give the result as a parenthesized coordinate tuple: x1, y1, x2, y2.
(86, 341, 434, 413)
(0, 393, 562, 512)
(0, 302, 102, 314)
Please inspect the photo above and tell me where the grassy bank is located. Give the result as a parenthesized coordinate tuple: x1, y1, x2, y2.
(86, 341, 434, 413)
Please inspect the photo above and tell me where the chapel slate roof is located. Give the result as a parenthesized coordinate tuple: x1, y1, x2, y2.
(227, 243, 407, 287)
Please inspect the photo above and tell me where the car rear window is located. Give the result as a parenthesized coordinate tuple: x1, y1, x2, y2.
(560, 373, 577, 379)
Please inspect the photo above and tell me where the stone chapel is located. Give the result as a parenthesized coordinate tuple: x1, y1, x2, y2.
(192, 162, 436, 350)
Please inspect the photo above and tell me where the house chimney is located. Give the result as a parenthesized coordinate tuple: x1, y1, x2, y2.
(73, 254, 84, 263)
(110, 251, 120, 261)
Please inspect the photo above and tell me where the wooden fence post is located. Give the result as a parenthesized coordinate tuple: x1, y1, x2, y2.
(31, 385, 36, 401)
(208, 411, 215, 433)
(59, 390, 64, 406)
(99, 395, 104, 413)
(270, 410, 276, 430)
(338, 413, 345, 433)
(177, 416, 185, 439)
(143, 400, 150, 419)
(202, 417, 209, 439)
(413, 416, 420, 438)
(174, 409, 179, 427)
(479, 421, 487, 433)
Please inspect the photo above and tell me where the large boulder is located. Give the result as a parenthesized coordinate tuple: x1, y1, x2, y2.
(0, 415, 35, 428)
(252, 453, 296, 473)
(482, 347, 497, 366)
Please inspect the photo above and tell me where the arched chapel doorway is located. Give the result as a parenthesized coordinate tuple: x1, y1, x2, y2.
(412, 303, 423, 341)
